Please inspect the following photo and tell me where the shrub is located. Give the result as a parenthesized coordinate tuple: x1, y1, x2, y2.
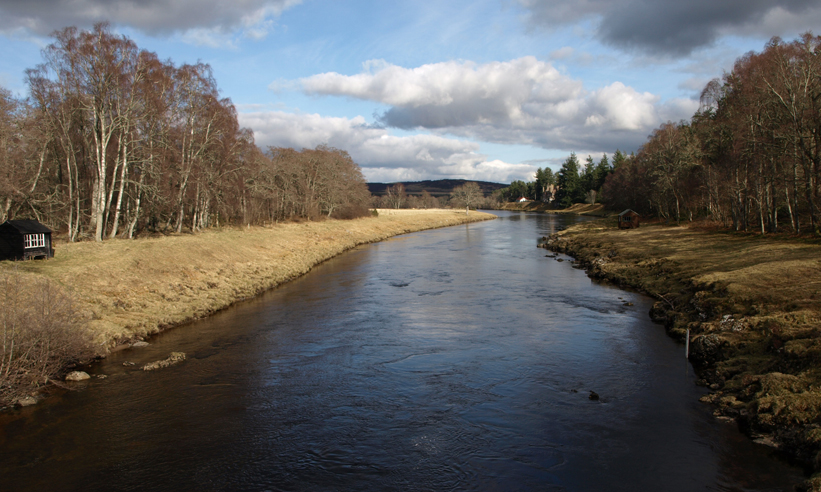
(331, 202, 373, 220)
(0, 271, 93, 407)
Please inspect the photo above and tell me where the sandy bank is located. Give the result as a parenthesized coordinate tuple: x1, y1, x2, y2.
(2, 209, 494, 350)
(544, 220, 821, 489)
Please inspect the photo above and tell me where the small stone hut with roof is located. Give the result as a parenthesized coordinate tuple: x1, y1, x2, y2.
(0, 220, 55, 260)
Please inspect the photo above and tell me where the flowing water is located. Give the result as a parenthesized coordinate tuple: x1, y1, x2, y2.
(0, 211, 805, 491)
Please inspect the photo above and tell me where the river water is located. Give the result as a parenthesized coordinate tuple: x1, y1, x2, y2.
(0, 211, 805, 491)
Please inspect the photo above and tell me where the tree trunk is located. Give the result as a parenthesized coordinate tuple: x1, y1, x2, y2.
(108, 138, 129, 238)
(126, 171, 144, 239)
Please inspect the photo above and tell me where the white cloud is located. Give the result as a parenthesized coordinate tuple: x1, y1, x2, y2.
(585, 82, 659, 131)
(302, 56, 582, 119)
(0, 0, 302, 44)
(238, 110, 535, 183)
(299, 56, 698, 151)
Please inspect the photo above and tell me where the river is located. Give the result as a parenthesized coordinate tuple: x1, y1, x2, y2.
(0, 211, 805, 491)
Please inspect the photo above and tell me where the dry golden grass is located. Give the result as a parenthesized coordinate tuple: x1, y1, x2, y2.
(500, 201, 609, 216)
(568, 223, 821, 318)
(0, 209, 494, 350)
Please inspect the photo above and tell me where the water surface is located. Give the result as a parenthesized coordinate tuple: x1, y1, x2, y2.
(0, 211, 804, 491)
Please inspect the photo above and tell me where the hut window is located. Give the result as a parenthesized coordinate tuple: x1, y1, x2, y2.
(24, 233, 45, 249)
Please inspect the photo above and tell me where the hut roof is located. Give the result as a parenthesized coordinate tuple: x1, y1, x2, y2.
(2, 220, 53, 234)
(618, 209, 639, 217)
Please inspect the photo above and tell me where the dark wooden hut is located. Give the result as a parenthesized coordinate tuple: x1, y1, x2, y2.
(0, 220, 55, 260)
(618, 209, 640, 229)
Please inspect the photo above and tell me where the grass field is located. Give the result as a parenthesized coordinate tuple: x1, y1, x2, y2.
(0, 209, 495, 350)
(500, 201, 609, 216)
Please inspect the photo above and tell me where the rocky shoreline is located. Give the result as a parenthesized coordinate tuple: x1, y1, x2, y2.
(542, 223, 821, 490)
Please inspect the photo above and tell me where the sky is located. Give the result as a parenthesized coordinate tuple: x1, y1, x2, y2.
(1, 1, 820, 184)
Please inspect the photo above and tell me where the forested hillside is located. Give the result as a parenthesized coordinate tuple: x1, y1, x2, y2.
(0, 24, 371, 242)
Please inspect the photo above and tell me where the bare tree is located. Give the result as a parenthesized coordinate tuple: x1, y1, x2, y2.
(384, 183, 406, 209)
(450, 182, 483, 214)
(0, 271, 93, 406)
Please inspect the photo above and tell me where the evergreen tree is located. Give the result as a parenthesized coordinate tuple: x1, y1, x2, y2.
(612, 149, 627, 170)
(534, 167, 555, 202)
(581, 155, 596, 196)
(594, 153, 612, 191)
(555, 153, 583, 208)
(506, 180, 529, 201)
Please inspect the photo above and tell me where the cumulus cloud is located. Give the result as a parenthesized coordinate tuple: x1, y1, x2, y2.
(299, 57, 698, 152)
(0, 0, 301, 43)
(238, 111, 535, 183)
(518, 0, 821, 56)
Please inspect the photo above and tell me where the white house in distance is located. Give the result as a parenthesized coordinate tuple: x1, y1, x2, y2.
(517, 197, 529, 203)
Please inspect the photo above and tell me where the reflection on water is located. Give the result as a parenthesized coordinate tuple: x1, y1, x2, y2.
(0, 211, 805, 491)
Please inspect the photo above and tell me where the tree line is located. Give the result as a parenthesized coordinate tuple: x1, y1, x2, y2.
(495, 151, 628, 207)
(372, 184, 446, 209)
(604, 33, 821, 232)
(0, 23, 371, 242)
(373, 182, 500, 210)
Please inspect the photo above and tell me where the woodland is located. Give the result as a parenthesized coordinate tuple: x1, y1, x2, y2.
(606, 33, 821, 233)
(0, 23, 372, 243)
(4, 28, 821, 239)
(501, 34, 821, 235)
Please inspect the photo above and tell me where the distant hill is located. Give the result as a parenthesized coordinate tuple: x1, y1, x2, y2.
(368, 179, 508, 197)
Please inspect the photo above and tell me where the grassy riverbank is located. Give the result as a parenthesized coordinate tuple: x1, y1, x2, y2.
(499, 202, 610, 216)
(1, 209, 494, 351)
(545, 220, 821, 489)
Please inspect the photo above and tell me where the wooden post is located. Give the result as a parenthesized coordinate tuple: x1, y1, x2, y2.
(685, 329, 690, 359)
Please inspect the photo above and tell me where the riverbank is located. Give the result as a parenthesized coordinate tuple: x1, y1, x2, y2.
(499, 202, 610, 216)
(544, 220, 821, 490)
(1, 209, 494, 352)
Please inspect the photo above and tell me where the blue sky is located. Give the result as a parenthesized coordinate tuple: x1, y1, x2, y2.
(1, 0, 820, 183)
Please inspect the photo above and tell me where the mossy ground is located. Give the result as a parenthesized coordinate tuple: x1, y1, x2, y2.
(545, 220, 821, 489)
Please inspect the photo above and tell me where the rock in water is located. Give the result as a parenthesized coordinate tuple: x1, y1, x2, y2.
(143, 352, 186, 371)
(65, 371, 90, 381)
(131, 341, 149, 348)
(589, 391, 600, 401)
(16, 397, 37, 407)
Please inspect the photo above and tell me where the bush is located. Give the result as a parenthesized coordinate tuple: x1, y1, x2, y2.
(330, 202, 373, 220)
(0, 271, 93, 407)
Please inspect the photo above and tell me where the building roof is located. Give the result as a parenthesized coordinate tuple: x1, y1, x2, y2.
(619, 209, 639, 216)
(2, 220, 53, 234)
